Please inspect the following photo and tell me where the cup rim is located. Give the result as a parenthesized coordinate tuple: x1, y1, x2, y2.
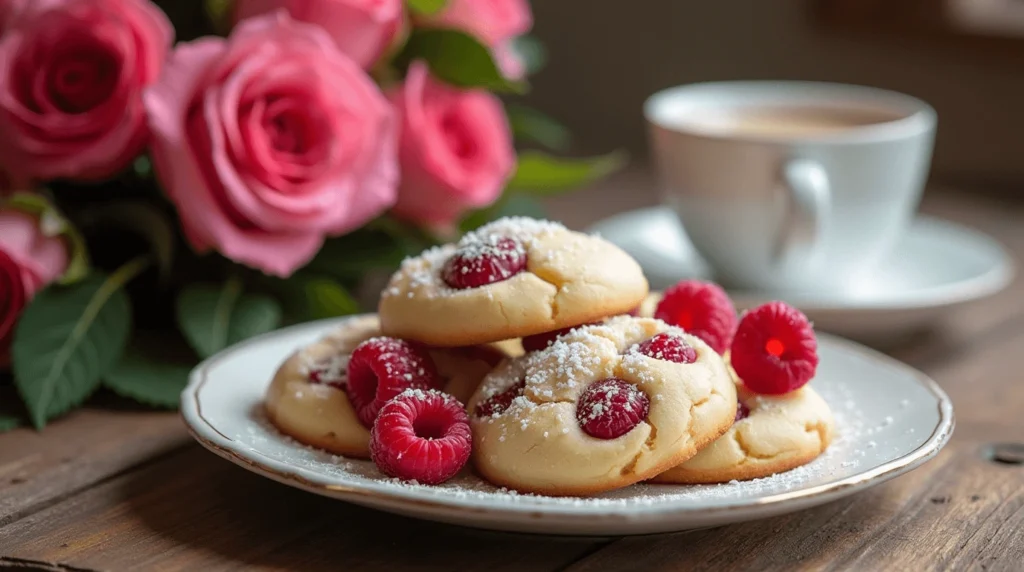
(643, 80, 937, 145)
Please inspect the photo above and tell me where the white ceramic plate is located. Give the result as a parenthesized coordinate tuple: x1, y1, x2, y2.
(181, 315, 954, 536)
(588, 207, 1015, 344)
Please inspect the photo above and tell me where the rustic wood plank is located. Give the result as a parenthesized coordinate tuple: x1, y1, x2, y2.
(0, 447, 608, 572)
(0, 397, 189, 527)
(563, 303, 1024, 572)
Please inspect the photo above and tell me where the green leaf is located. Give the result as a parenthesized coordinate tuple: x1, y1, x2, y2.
(507, 150, 628, 195)
(301, 278, 360, 320)
(177, 278, 283, 359)
(204, 0, 234, 34)
(459, 194, 547, 233)
(506, 103, 572, 151)
(104, 348, 191, 409)
(407, 0, 448, 15)
(132, 155, 153, 179)
(76, 201, 176, 281)
(305, 227, 410, 282)
(398, 29, 527, 93)
(11, 257, 149, 429)
(511, 35, 547, 75)
(4, 192, 90, 285)
(0, 412, 21, 433)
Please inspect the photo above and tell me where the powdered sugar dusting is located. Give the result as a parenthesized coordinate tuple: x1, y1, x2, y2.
(304, 353, 349, 387)
(381, 216, 567, 301)
(465, 216, 566, 244)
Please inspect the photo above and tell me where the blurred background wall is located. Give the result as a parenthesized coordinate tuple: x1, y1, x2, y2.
(524, 0, 1024, 187)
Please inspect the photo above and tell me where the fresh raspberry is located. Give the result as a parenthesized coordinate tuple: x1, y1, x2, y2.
(730, 301, 818, 395)
(521, 322, 599, 353)
(346, 337, 442, 427)
(441, 236, 527, 289)
(735, 402, 750, 422)
(474, 379, 525, 417)
(654, 280, 738, 354)
(576, 379, 650, 439)
(636, 332, 697, 364)
(370, 389, 472, 485)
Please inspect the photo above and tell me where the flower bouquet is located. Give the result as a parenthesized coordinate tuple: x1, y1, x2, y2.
(0, 0, 625, 431)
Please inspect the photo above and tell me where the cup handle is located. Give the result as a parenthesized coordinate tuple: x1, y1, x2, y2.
(774, 159, 830, 271)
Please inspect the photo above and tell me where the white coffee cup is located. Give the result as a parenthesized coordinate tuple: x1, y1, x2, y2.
(644, 80, 937, 294)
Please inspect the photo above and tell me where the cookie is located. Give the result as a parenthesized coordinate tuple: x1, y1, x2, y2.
(378, 217, 649, 347)
(265, 315, 514, 458)
(652, 376, 835, 484)
(467, 316, 737, 496)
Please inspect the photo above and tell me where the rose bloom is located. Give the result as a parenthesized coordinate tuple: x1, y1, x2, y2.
(0, 208, 69, 365)
(0, 0, 172, 182)
(144, 12, 397, 278)
(0, 0, 26, 31)
(233, 0, 403, 70)
(389, 61, 515, 227)
(419, 0, 531, 46)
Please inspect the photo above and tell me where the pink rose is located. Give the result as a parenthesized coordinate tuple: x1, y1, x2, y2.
(390, 62, 515, 227)
(144, 13, 397, 278)
(0, 208, 69, 365)
(0, 0, 27, 31)
(418, 0, 531, 46)
(233, 0, 403, 70)
(0, 0, 172, 182)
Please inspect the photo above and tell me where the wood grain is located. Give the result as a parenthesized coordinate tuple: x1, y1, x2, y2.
(0, 447, 607, 572)
(565, 439, 1023, 572)
(0, 402, 189, 527)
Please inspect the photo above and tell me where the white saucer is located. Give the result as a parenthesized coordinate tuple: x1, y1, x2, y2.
(589, 207, 1015, 343)
(181, 315, 954, 536)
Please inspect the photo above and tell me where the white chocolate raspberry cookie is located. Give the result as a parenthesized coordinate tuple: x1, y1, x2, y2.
(467, 316, 737, 496)
(265, 315, 512, 458)
(652, 380, 835, 483)
(378, 217, 649, 347)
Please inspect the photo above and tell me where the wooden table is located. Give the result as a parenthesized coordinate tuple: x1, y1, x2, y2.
(2, 176, 1023, 571)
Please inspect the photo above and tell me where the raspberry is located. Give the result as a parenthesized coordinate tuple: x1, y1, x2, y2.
(521, 322, 599, 353)
(474, 379, 525, 417)
(441, 236, 527, 289)
(346, 337, 442, 427)
(636, 332, 697, 364)
(730, 301, 818, 395)
(576, 379, 650, 439)
(735, 402, 750, 422)
(654, 280, 738, 354)
(370, 389, 472, 485)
